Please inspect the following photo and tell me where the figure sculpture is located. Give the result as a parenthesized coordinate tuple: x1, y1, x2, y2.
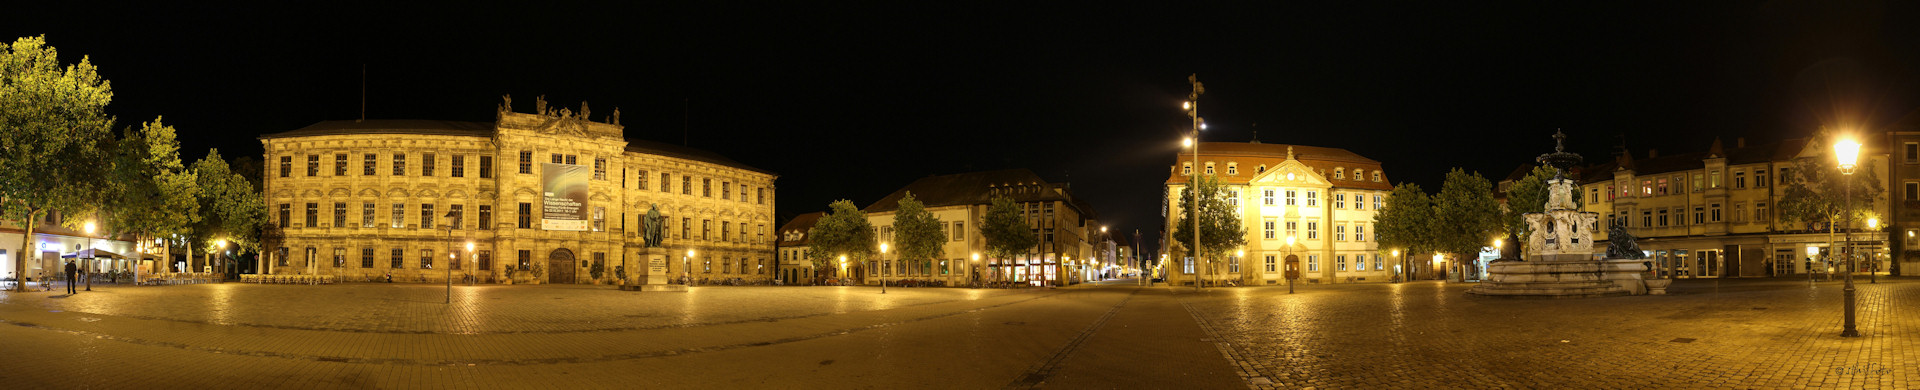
(1606, 223, 1646, 259)
(642, 204, 665, 248)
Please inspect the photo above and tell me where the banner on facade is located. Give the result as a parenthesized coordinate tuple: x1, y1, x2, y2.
(541, 163, 589, 231)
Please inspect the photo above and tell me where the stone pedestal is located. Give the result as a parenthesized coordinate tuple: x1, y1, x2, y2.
(621, 248, 686, 292)
(1468, 259, 1649, 298)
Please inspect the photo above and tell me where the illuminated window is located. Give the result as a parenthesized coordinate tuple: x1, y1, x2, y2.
(1265, 255, 1276, 272)
(1263, 220, 1276, 239)
(334, 154, 347, 176)
(306, 155, 318, 176)
(1263, 189, 1275, 205)
(1227, 164, 1237, 176)
(1306, 191, 1318, 206)
(1307, 255, 1319, 272)
(363, 154, 376, 176)
(518, 151, 532, 174)
(422, 153, 435, 176)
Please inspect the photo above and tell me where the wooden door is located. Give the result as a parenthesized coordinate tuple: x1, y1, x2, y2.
(548, 248, 576, 284)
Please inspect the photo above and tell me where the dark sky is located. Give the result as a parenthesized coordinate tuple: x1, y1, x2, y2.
(12, 2, 1920, 255)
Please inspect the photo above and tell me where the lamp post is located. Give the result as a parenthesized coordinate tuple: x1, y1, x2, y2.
(1490, 239, 1503, 282)
(466, 241, 475, 286)
(83, 221, 95, 291)
(1867, 217, 1879, 284)
(1391, 249, 1401, 283)
(971, 252, 980, 288)
(444, 209, 460, 304)
(839, 255, 847, 285)
(686, 249, 696, 286)
(1807, 245, 1820, 285)
(1184, 74, 1205, 292)
(1834, 137, 1861, 338)
(879, 243, 889, 294)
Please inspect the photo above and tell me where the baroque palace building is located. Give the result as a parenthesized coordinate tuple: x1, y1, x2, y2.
(1163, 141, 1394, 286)
(259, 101, 777, 284)
(1530, 136, 1899, 279)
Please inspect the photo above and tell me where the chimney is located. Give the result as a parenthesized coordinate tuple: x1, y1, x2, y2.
(1737, 137, 1746, 148)
(1648, 149, 1658, 158)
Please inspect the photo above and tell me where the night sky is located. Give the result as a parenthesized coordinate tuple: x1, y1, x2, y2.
(11, 2, 1920, 255)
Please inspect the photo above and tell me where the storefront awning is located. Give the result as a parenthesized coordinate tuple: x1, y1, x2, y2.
(61, 248, 126, 259)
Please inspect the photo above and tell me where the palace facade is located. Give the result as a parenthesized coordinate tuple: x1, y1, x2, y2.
(1163, 141, 1394, 285)
(259, 103, 777, 284)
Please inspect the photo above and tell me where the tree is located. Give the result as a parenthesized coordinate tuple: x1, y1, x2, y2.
(106, 118, 201, 272)
(806, 200, 876, 283)
(1171, 174, 1246, 287)
(1374, 183, 1434, 276)
(1432, 169, 1505, 268)
(1, 36, 115, 291)
(1779, 137, 1886, 272)
(980, 196, 1036, 285)
(890, 192, 945, 278)
(189, 149, 268, 275)
(1499, 165, 1567, 257)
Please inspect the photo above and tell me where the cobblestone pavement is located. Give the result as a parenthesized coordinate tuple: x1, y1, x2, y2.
(1, 278, 1911, 389)
(1175, 277, 1919, 389)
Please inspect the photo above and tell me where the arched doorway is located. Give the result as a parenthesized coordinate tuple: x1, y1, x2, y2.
(548, 248, 576, 284)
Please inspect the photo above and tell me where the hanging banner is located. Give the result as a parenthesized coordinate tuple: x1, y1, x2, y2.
(541, 163, 590, 231)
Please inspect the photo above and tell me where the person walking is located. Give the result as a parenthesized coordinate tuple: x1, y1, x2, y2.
(64, 260, 79, 294)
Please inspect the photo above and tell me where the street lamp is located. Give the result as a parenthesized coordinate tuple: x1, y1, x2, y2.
(83, 221, 95, 291)
(1834, 136, 1861, 338)
(686, 249, 696, 286)
(971, 252, 981, 288)
(1391, 249, 1402, 283)
(1184, 74, 1204, 293)
(839, 255, 848, 284)
(212, 238, 226, 278)
(879, 243, 889, 294)
(1867, 217, 1879, 284)
(444, 209, 460, 304)
(466, 241, 475, 286)
(1807, 245, 1821, 284)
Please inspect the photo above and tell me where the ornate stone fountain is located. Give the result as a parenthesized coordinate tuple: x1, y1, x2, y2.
(1468, 131, 1651, 298)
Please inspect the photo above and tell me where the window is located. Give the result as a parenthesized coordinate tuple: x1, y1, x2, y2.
(451, 154, 465, 177)
(592, 207, 605, 232)
(1205, 163, 1215, 175)
(952, 222, 965, 241)
(304, 155, 318, 176)
(1710, 170, 1721, 188)
(1227, 164, 1238, 175)
(334, 154, 347, 176)
(363, 154, 376, 175)
(1374, 195, 1383, 210)
(682, 217, 692, 239)
(512, 250, 529, 271)
(551, 153, 562, 164)
(1257, 165, 1267, 173)
(1285, 190, 1297, 206)
(478, 205, 492, 229)
(361, 248, 374, 268)
(452, 250, 463, 270)
(332, 202, 346, 227)
(392, 248, 405, 269)
(479, 156, 493, 178)
(1733, 203, 1747, 223)
(1353, 193, 1365, 210)
(682, 176, 692, 195)
(593, 158, 606, 180)
(1756, 202, 1769, 222)
(565, 155, 576, 165)
(517, 203, 532, 229)
(702, 219, 711, 240)
(422, 153, 435, 176)
(702, 178, 712, 197)
(392, 203, 406, 228)
(757, 188, 766, 204)
(1656, 178, 1668, 195)
(1710, 204, 1722, 222)
(1641, 180, 1653, 196)
(741, 184, 749, 203)
(1607, 185, 1616, 200)
(1337, 255, 1348, 271)
(393, 153, 407, 176)
(421, 204, 435, 229)
(362, 202, 375, 227)
(1263, 220, 1276, 239)
(1286, 221, 1298, 237)
(637, 170, 649, 189)
(1642, 211, 1652, 227)
(421, 249, 434, 270)
(1182, 163, 1192, 175)
(1755, 169, 1768, 188)
(1589, 188, 1598, 204)
(1307, 255, 1320, 272)
(1263, 190, 1275, 205)
(1306, 191, 1318, 206)
(1372, 171, 1382, 182)
(518, 151, 532, 174)
(1226, 190, 1239, 207)
(1734, 171, 1746, 189)
(333, 248, 346, 267)
(1307, 221, 1319, 239)
(1336, 224, 1347, 241)
(740, 222, 748, 242)
(1335, 194, 1346, 209)
(1693, 173, 1703, 191)
(722, 181, 731, 199)
(1693, 207, 1705, 224)
(1657, 210, 1668, 227)
(478, 250, 492, 271)
(1355, 225, 1366, 241)
(1356, 255, 1367, 271)
(279, 156, 291, 177)
(304, 203, 318, 227)
(278, 204, 290, 228)
(1265, 255, 1277, 272)
(1908, 182, 1919, 201)
(1228, 255, 1240, 272)
(449, 205, 464, 229)
(1907, 142, 1918, 163)
(1334, 168, 1344, 180)
(660, 173, 672, 192)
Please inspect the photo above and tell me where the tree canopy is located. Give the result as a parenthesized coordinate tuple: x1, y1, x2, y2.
(106, 117, 201, 244)
(1779, 137, 1885, 234)
(190, 149, 268, 255)
(1, 36, 115, 290)
(890, 191, 946, 267)
(806, 200, 877, 268)
(1374, 183, 1434, 257)
(980, 196, 1037, 281)
(1171, 174, 1247, 280)
(1431, 169, 1504, 259)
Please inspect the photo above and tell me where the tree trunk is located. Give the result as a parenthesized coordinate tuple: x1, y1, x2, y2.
(11, 208, 38, 292)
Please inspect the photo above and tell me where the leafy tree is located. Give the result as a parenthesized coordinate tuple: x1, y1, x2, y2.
(1374, 183, 1434, 274)
(106, 118, 201, 271)
(1, 36, 115, 290)
(189, 149, 268, 274)
(890, 192, 945, 277)
(980, 196, 1036, 284)
(1779, 137, 1886, 272)
(1171, 174, 1246, 287)
(1499, 165, 1568, 257)
(806, 200, 876, 282)
(1432, 169, 1505, 263)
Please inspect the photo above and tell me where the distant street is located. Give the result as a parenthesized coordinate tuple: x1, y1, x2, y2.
(1, 278, 1914, 389)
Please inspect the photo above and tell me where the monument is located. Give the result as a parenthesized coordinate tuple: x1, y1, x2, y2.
(1468, 131, 1653, 298)
(623, 204, 688, 292)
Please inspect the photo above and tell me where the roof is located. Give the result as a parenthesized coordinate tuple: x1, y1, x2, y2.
(862, 168, 1074, 213)
(258, 120, 495, 139)
(1166, 142, 1393, 191)
(1567, 138, 1809, 183)
(625, 138, 774, 175)
(776, 212, 826, 247)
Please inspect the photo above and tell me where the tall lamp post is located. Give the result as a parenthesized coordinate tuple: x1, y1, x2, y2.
(1183, 74, 1206, 292)
(1391, 249, 1401, 283)
(466, 241, 475, 286)
(686, 249, 696, 286)
(971, 253, 981, 289)
(83, 221, 96, 291)
(879, 243, 889, 294)
(1834, 137, 1861, 337)
(444, 210, 460, 304)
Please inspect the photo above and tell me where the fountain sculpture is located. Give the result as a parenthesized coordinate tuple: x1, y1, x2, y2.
(1468, 131, 1652, 298)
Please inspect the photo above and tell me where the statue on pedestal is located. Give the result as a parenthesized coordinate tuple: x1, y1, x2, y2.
(642, 204, 665, 248)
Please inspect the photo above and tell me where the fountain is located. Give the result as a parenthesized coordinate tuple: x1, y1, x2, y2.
(1468, 131, 1652, 298)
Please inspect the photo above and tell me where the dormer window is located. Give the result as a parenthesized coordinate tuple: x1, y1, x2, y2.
(1227, 163, 1238, 176)
(1372, 171, 1382, 182)
(1257, 165, 1267, 173)
(1353, 169, 1363, 181)
(1205, 163, 1215, 175)
(1182, 163, 1192, 175)
(1334, 168, 1345, 180)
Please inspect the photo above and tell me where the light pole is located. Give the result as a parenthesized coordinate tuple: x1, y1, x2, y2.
(686, 249, 696, 286)
(1867, 218, 1879, 284)
(880, 243, 889, 294)
(1834, 137, 1861, 337)
(839, 255, 847, 285)
(444, 209, 459, 304)
(1391, 249, 1401, 283)
(466, 241, 475, 286)
(83, 221, 95, 291)
(1184, 74, 1205, 292)
(971, 252, 980, 288)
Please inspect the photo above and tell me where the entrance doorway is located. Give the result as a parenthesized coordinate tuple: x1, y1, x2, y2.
(548, 248, 576, 284)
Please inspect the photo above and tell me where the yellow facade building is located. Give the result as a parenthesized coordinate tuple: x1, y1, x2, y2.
(1164, 142, 1394, 285)
(259, 103, 776, 284)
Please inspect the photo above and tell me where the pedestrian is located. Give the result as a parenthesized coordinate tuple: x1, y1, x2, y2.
(64, 260, 79, 294)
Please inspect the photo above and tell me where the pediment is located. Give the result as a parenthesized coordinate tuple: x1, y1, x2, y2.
(416, 189, 439, 198)
(513, 187, 539, 197)
(300, 189, 324, 198)
(272, 189, 295, 198)
(327, 188, 351, 197)
(386, 188, 410, 198)
(478, 191, 497, 200)
(589, 191, 613, 202)
(357, 188, 381, 197)
(445, 189, 468, 199)
(1248, 159, 1330, 188)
